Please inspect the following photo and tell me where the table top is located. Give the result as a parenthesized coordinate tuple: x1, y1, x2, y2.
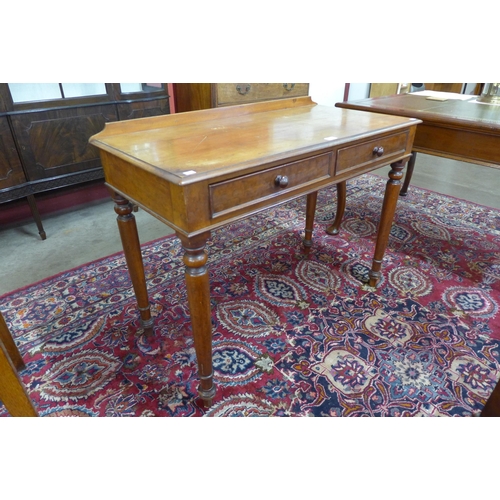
(336, 91, 500, 133)
(90, 96, 419, 186)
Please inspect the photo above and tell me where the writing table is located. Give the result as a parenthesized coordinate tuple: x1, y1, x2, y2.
(336, 91, 500, 195)
(90, 96, 419, 407)
(336, 92, 500, 416)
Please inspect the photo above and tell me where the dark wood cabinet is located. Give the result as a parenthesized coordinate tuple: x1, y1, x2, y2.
(0, 83, 171, 239)
(0, 116, 27, 190)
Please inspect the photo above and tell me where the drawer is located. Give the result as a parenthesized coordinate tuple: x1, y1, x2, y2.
(209, 152, 332, 218)
(216, 83, 309, 106)
(336, 131, 409, 174)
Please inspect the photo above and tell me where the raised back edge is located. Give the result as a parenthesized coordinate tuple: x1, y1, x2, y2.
(90, 96, 316, 142)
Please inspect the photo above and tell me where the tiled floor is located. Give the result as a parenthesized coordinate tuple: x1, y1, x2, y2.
(0, 153, 498, 296)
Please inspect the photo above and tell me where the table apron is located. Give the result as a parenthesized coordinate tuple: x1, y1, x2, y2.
(413, 123, 500, 168)
(105, 151, 413, 239)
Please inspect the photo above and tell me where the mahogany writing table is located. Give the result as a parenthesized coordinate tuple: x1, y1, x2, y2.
(336, 92, 500, 417)
(90, 97, 419, 407)
(336, 92, 500, 195)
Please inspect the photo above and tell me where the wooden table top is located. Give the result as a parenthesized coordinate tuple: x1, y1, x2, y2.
(90, 96, 419, 185)
(336, 92, 500, 133)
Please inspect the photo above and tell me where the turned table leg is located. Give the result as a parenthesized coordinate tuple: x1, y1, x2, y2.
(112, 192, 154, 332)
(326, 181, 347, 235)
(177, 232, 216, 408)
(368, 159, 406, 287)
(303, 191, 318, 253)
(400, 151, 416, 196)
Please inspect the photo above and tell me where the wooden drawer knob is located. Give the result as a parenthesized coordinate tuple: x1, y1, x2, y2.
(274, 175, 289, 188)
(236, 84, 251, 95)
(373, 146, 384, 157)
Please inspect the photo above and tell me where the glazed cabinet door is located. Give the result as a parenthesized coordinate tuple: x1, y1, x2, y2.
(114, 83, 170, 121)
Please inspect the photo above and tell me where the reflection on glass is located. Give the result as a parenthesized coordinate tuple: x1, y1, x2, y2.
(120, 83, 163, 93)
(8, 83, 107, 102)
(8, 83, 164, 104)
(120, 83, 143, 93)
(8, 83, 62, 103)
(62, 83, 106, 98)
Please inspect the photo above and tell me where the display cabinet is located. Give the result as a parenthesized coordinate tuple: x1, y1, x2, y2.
(0, 83, 171, 239)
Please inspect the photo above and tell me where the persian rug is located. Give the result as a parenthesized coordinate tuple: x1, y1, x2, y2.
(1, 174, 500, 417)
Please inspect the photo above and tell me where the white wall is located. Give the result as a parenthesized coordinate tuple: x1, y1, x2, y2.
(309, 83, 370, 107)
(463, 83, 479, 94)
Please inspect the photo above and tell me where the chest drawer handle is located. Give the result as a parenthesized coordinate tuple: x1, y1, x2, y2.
(283, 83, 295, 91)
(373, 146, 384, 157)
(274, 175, 289, 188)
(236, 84, 251, 95)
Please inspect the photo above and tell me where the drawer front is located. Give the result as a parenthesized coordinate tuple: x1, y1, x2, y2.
(210, 152, 332, 218)
(336, 131, 409, 175)
(216, 83, 309, 106)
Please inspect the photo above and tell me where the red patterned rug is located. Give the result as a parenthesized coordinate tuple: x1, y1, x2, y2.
(1, 174, 500, 417)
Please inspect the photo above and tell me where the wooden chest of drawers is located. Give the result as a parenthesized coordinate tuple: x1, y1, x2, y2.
(174, 83, 309, 112)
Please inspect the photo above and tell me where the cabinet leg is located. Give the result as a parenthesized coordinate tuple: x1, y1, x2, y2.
(369, 160, 406, 287)
(177, 232, 216, 408)
(112, 192, 153, 332)
(326, 181, 347, 235)
(400, 151, 416, 196)
(26, 194, 46, 240)
(303, 191, 318, 253)
(0, 313, 38, 416)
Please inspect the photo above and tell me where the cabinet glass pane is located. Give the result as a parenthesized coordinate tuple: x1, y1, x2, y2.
(120, 83, 143, 93)
(8, 83, 62, 103)
(120, 83, 163, 93)
(61, 83, 107, 98)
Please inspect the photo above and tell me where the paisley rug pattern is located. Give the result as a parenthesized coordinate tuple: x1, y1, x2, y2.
(1, 173, 499, 417)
